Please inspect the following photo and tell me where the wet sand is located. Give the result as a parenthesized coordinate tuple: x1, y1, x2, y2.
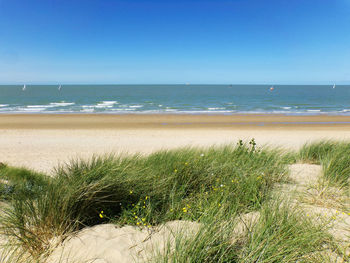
(1, 114, 350, 173)
(2, 114, 350, 129)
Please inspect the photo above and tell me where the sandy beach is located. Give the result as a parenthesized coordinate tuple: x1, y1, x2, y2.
(1, 114, 350, 173)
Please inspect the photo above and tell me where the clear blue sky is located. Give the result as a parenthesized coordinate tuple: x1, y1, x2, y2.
(0, 0, 349, 84)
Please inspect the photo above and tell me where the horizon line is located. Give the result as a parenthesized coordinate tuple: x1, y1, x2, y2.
(0, 83, 349, 86)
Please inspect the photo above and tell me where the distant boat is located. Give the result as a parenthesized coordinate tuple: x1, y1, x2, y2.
(185, 83, 190, 86)
(269, 86, 274, 91)
(58, 85, 62, 91)
(333, 84, 336, 89)
(22, 84, 26, 91)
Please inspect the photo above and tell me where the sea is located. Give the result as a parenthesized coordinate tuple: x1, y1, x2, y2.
(0, 84, 349, 115)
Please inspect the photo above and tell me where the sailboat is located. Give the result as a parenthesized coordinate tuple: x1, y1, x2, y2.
(269, 86, 274, 91)
(22, 84, 26, 91)
(58, 85, 62, 91)
(333, 84, 336, 89)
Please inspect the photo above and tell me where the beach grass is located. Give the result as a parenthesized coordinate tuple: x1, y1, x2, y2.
(0, 165, 50, 201)
(0, 140, 347, 262)
(155, 199, 334, 263)
(299, 141, 350, 186)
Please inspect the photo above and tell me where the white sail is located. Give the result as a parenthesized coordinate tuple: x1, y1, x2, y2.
(333, 84, 336, 89)
(58, 85, 61, 91)
(22, 84, 26, 91)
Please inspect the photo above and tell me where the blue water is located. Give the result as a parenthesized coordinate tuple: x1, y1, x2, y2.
(0, 84, 349, 115)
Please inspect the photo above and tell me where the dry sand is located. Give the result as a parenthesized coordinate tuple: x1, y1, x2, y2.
(47, 221, 201, 263)
(1, 114, 350, 173)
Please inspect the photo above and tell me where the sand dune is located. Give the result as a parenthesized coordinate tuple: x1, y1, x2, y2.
(47, 221, 201, 263)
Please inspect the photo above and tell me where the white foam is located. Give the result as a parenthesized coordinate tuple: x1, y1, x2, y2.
(18, 107, 47, 112)
(82, 105, 95, 108)
(129, 105, 143, 108)
(27, 105, 52, 108)
(26, 103, 74, 109)
(95, 101, 118, 108)
(80, 108, 95, 112)
(307, 109, 321, 112)
(95, 105, 113, 108)
(49, 102, 75, 107)
(99, 101, 117, 105)
(0, 104, 9, 107)
(208, 107, 225, 110)
(111, 108, 135, 111)
(281, 107, 292, 109)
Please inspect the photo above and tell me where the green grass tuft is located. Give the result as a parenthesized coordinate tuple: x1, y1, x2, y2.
(299, 141, 350, 185)
(154, 199, 334, 263)
(0, 165, 50, 201)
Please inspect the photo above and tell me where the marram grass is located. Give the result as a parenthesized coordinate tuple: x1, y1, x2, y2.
(154, 199, 334, 263)
(299, 140, 350, 186)
(0, 140, 346, 262)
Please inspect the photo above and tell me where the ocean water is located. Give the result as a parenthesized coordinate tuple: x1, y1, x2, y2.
(0, 84, 349, 115)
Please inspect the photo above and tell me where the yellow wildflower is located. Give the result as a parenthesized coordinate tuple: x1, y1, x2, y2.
(99, 211, 104, 218)
(129, 190, 133, 194)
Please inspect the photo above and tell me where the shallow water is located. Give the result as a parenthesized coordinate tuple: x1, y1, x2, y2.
(0, 84, 349, 115)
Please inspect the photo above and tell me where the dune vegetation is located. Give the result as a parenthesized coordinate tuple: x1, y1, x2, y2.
(299, 141, 350, 186)
(0, 140, 349, 262)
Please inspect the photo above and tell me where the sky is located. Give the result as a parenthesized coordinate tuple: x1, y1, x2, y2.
(0, 0, 349, 84)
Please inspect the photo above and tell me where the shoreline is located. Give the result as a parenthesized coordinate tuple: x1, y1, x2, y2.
(2, 114, 350, 129)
